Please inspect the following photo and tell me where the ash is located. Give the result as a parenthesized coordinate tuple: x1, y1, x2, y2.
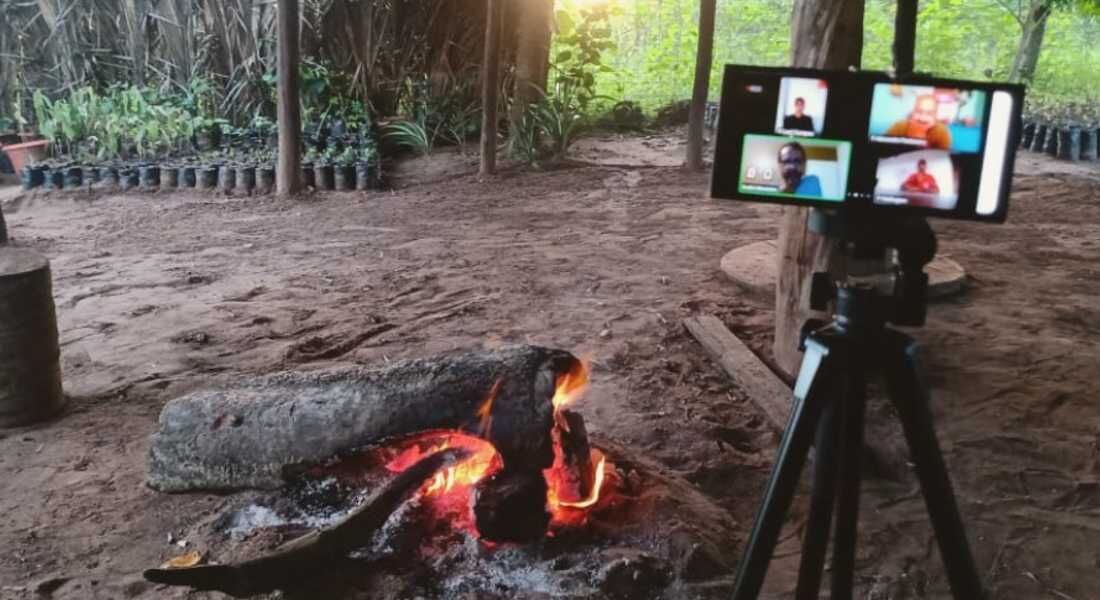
(433, 539, 603, 598)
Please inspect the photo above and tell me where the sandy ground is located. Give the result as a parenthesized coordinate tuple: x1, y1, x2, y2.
(0, 133, 1098, 599)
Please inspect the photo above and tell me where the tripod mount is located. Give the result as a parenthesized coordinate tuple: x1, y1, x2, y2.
(730, 210, 984, 599)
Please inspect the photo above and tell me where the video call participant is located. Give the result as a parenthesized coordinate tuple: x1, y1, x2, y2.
(777, 142, 822, 197)
(782, 97, 815, 132)
(901, 159, 940, 194)
(885, 94, 952, 150)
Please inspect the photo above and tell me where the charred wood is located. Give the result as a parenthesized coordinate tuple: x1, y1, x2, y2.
(555, 409, 594, 503)
(473, 469, 551, 543)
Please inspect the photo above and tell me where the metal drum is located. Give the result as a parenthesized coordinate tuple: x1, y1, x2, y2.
(0, 247, 65, 427)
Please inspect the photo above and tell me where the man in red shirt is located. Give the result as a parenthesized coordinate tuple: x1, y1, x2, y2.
(901, 159, 940, 194)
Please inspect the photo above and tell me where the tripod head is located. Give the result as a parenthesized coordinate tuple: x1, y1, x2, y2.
(808, 209, 937, 330)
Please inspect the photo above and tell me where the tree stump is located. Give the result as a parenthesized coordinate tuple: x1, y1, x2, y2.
(0, 247, 65, 427)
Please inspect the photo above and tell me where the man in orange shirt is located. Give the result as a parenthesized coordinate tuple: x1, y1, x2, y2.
(885, 95, 952, 150)
(901, 159, 940, 195)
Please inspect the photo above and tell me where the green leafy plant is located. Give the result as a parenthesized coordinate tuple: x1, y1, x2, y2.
(508, 108, 543, 165)
(382, 118, 432, 155)
(552, 4, 618, 112)
(510, 80, 587, 165)
(31, 85, 196, 162)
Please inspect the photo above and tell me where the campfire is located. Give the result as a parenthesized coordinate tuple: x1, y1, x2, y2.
(143, 346, 635, 597)
(378, 358, 612, 542)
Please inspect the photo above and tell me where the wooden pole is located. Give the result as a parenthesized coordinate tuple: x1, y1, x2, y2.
(894, 0, 918, 77)
(480, 0, 503, 177)
(276, 0, 303, 195)
(686, 0, 718, 171)
(773, 0, 865, 377)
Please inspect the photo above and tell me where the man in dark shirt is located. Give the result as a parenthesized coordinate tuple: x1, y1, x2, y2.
(783, 97, 815, 132)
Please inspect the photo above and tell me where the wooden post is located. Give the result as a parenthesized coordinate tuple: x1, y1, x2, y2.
(686, 0, 718, 171)
(894, 0, 918, 77)
(276, 0, 303, 195)
(480, 0, 503, 177)
(773, 0, 865, 377)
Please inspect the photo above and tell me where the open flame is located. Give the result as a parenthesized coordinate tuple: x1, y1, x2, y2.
(385, 379, 504, 498)
(544, 359, 613, 526)
(552, 359, 589, 412)
(385, 433, 500, 497)
(556, 450, 607, 509)
(383, 358, 612, 537)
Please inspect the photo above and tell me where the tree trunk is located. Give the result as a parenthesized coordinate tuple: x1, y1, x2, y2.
(773, 0, 864, 377)
(276, 0, 303, 195)
(686, 0, 718, 171)
(893, 0, 918, 76)
(510, 0, 554, 128)
(123, 0, 148, 86)
(480, 0, 503, 176)
(1009, 2, 1053, 84)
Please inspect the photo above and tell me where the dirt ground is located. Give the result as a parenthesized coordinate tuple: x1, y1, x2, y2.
(1, 132, 1099, 599)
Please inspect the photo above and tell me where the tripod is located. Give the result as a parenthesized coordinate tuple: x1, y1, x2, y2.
(730, 214, 984, 600)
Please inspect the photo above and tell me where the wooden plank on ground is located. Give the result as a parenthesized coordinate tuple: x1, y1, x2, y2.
(683, 314, 791, 433)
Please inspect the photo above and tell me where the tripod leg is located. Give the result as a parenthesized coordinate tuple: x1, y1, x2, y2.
(731, 338, 836, 600)
(882, 330, 985, 600)
(793, 397, 840, 600)
(829, 358, 866, 600)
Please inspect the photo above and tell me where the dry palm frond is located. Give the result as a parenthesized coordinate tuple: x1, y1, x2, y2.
(1, 0, 509, 127)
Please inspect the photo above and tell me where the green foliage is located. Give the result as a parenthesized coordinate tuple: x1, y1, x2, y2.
(533, 82, 587, 158)
(416, 75, 482, 148)
(382, 119, 432, 155)
(32, 85, 196, 161)
(510, 81, 587, 165)
(553, 3, 618, 110)
(579, 0, 1100, 118)
(382, 73, 481, 155)
(509, 3, 616, 165)
(508, 109, 543, 165)
(264, 58, 373, 134)
(175, 77, 227, 136)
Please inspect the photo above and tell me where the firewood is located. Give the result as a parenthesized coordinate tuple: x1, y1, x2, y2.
(555, 409, 594, 502)
(472, 469, 551, 543)
(148, 345, 579, 492)
(143, 447, 470, 598)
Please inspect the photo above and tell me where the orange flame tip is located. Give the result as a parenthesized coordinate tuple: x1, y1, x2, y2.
(557, 454, 607, 509)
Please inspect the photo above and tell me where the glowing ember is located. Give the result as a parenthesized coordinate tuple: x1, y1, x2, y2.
(557, 451, 607, 509)
(385, 433, 500, 497)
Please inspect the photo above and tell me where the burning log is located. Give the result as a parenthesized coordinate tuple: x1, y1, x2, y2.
(473, 469, 551, 543)
(148, 345, 579, 492)
(143, 447, 470, 598)
(554, 409, 595, 503)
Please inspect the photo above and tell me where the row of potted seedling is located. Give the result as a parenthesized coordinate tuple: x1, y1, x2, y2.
(20, 160, 382, 193)
(1019, 122, 1100, 162)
